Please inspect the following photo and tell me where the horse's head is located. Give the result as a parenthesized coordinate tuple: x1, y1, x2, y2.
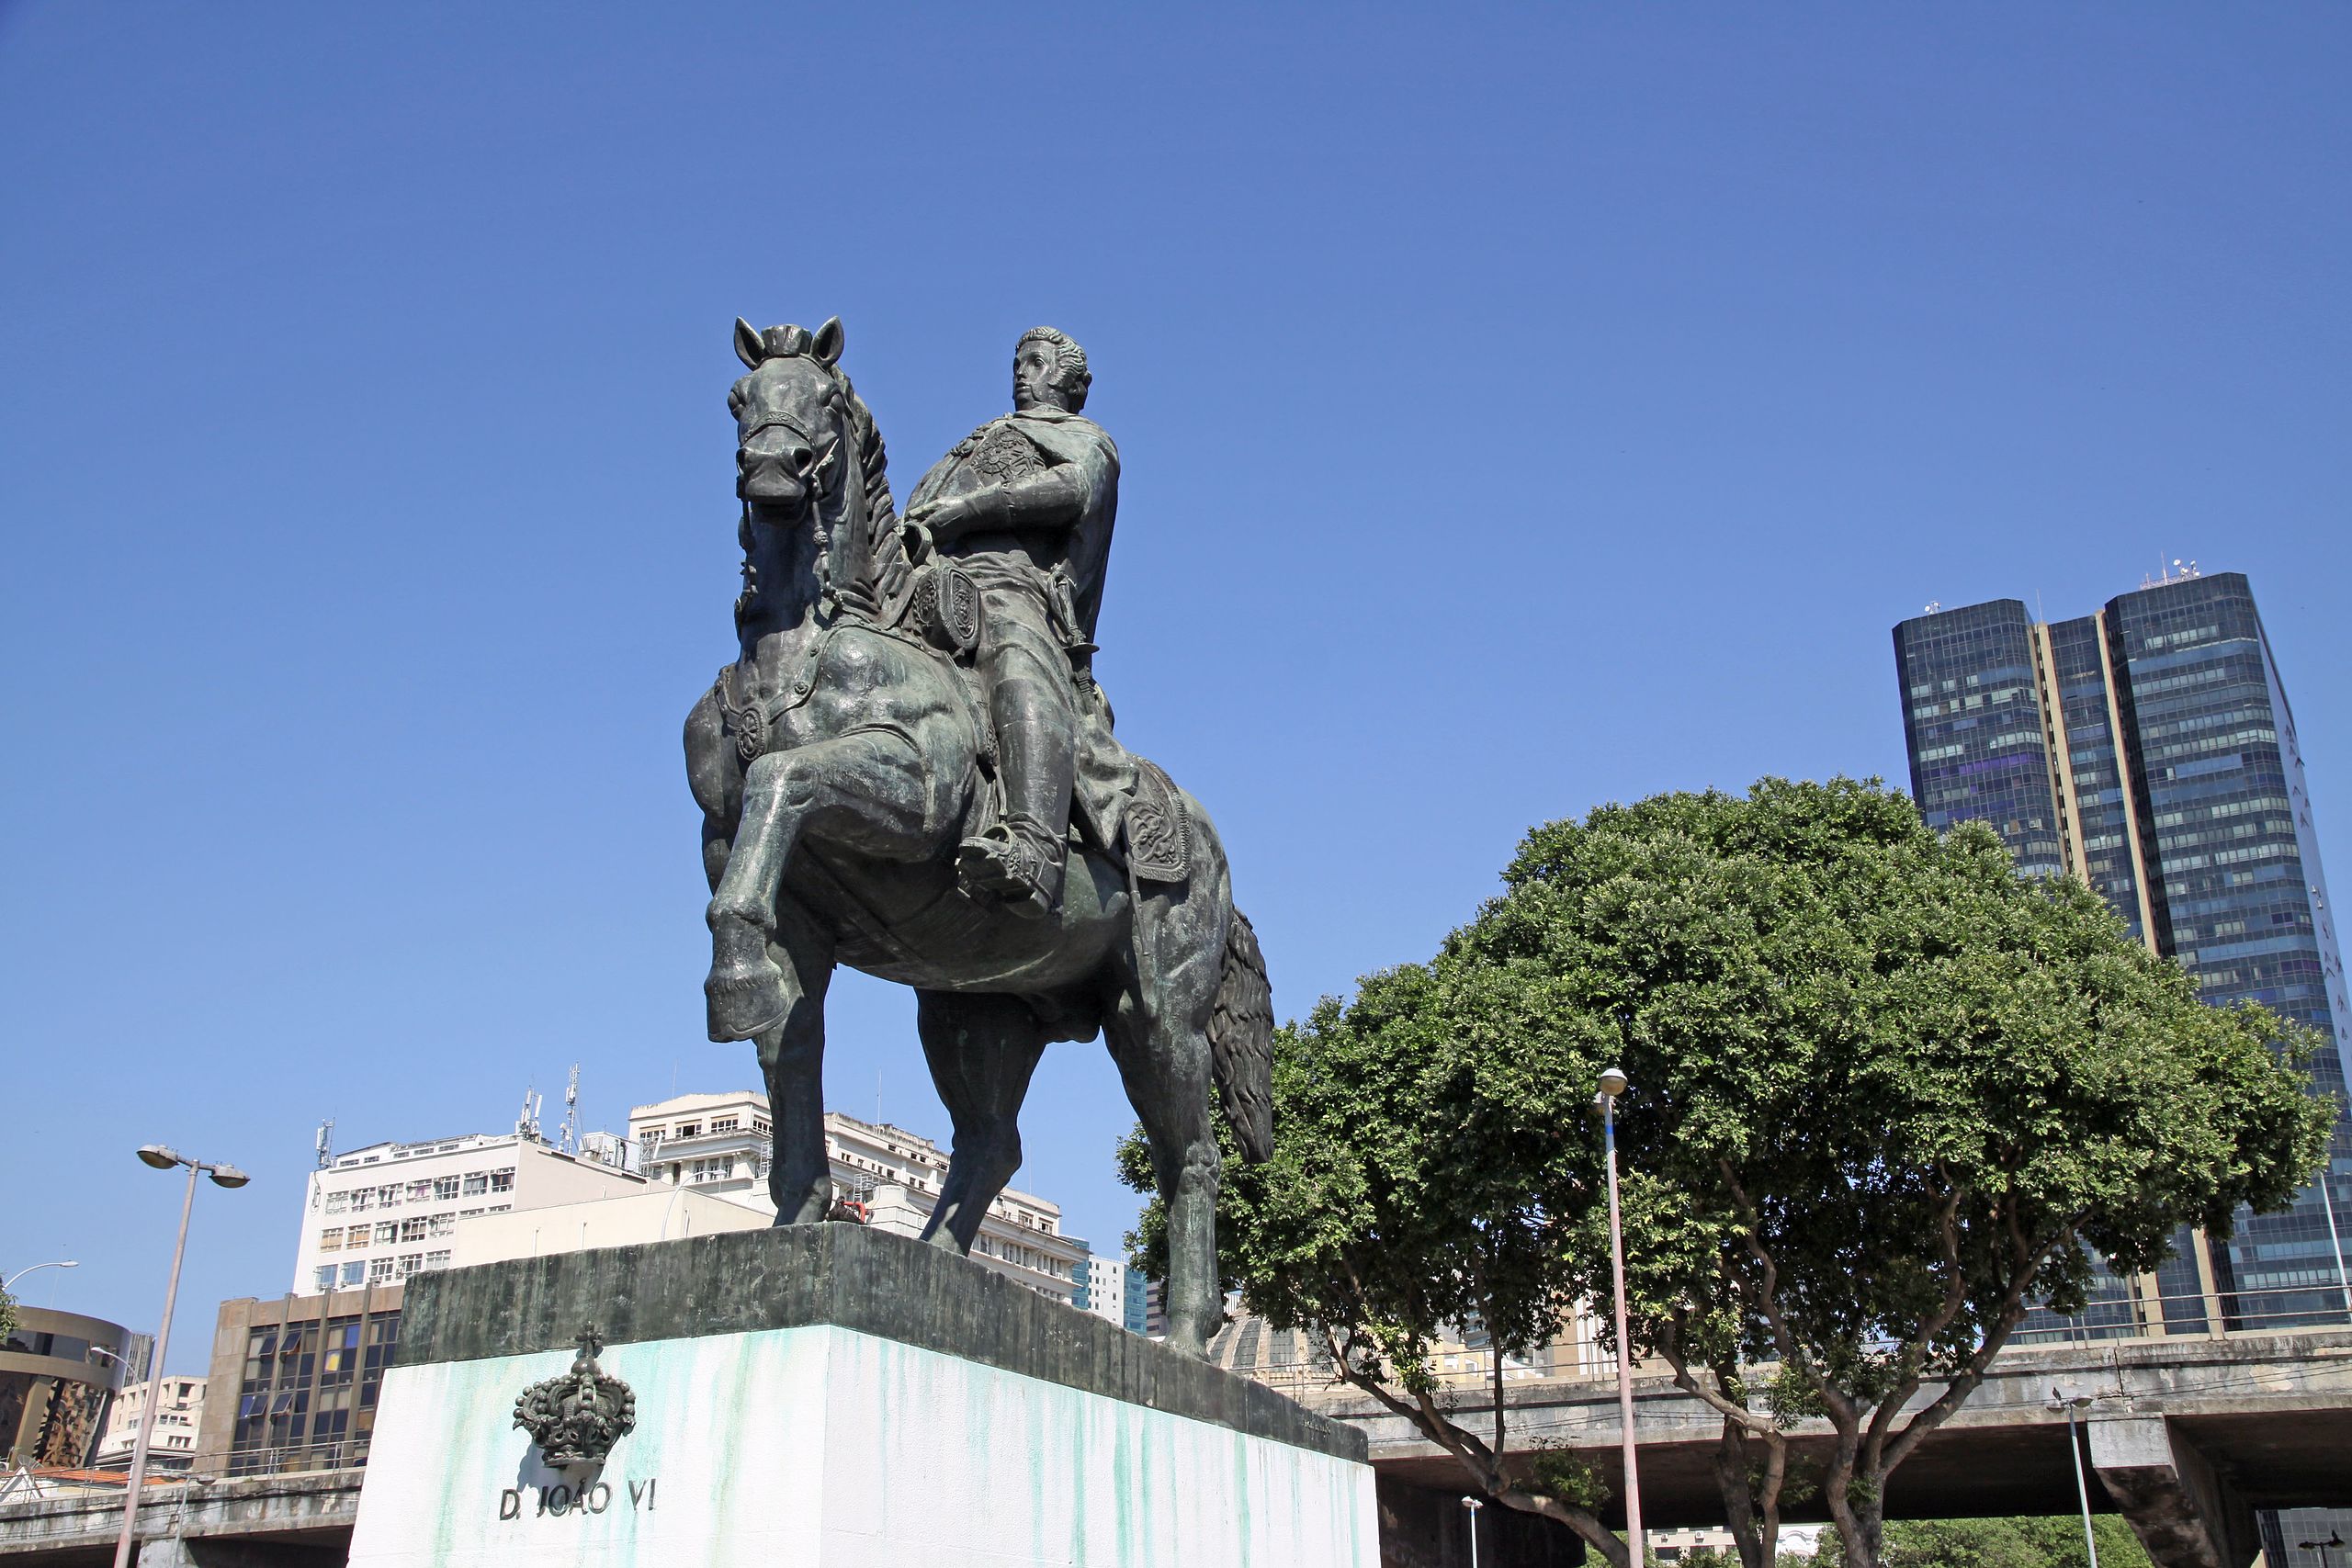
(728, 315, 851, 517)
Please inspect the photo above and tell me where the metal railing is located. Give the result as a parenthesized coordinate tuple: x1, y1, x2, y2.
(217, 1437, 373, 1478)
(2008, 1279, 2352, 1348)
(1237, 1284, 2352, 1404)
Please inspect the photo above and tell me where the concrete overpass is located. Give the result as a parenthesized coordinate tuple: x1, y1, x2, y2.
(1318, 1328, 2352, 1568)
(0, 1331, 2343, 1566)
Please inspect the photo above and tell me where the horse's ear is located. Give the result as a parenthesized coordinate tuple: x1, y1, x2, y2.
(733, 317, 765, 370)
(811, 316, 844, 367)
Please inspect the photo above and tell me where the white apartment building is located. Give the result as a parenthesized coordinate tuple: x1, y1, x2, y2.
(1081, 1256, 1152, 1335)
(291, 1131, 645, 1293)
(94, 1375, 206, 1469)
(628, 1091, 1090, 1306)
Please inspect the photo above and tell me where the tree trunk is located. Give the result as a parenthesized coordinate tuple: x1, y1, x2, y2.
(1714, 1422, 1766, 1568)
(1712, 1418, 1786, 1568)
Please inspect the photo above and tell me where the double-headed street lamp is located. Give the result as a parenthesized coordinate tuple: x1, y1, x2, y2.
(1597, 1067, 1645, 1568)
(113, 1146, 247, 1568)
(2299, 1530, 2345, 1568)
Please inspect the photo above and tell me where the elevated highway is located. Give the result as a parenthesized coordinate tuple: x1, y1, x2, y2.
(1316, 1328, 2352, 1568)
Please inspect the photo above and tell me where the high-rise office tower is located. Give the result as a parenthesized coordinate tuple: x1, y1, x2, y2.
(1895, 570, 2351, 1563)
(1896, 570, 2349, 1315)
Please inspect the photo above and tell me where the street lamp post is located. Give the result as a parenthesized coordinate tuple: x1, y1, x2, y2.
(2049, 1389, 2099, 1568)
(2298, 1530, 2345, 1568)
(2316, 1164, 2352, 1324)
(113, 1146, 247, 1568)
(3, 1260, 79, 1294)
(1461, 1495, 1484, 1568)
(1597, 1068, 1644, 1568)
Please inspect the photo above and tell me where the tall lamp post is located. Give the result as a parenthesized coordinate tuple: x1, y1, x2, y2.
(1461, 1495, 1484, 1568)
(2048, 1389, 2099, 1568)
(2298, 1530, 2344, 1568)
(113, 1145, 247, 1568)
(1597, 1067, 1644, 1568)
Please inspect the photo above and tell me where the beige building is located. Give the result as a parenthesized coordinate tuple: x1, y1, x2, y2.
(290, 1129, 645, 1294)
(447, 1187, 767, 1266)
(93, 1374, 206, 1471)
(628, 1092, 1090, 1305)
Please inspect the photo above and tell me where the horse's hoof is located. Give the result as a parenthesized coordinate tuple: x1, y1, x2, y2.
(706, 962, 789, 1041)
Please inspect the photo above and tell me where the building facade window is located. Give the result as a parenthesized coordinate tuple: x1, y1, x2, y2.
(461, 1172, 488, 1196)
(433, 1176, 459, 1201)
(489, 1168, 514, 1193)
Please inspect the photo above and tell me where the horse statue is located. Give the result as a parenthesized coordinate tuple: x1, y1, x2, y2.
(684, 315, 1272, 1356)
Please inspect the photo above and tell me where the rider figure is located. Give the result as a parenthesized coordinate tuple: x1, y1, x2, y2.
(901, 328, 1119, 919)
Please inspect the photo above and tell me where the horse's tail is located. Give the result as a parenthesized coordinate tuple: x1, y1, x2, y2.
(1209, 908, 1275, 1164)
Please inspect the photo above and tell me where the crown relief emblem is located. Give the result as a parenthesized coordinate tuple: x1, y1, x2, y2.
(513, 1324, 637, 1467)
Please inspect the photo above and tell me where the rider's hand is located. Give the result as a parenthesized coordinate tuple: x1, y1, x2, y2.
(899, 520, 935, 563)
(907, 492, 976, 540)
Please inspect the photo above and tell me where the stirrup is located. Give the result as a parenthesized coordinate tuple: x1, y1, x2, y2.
(957, 829, 1058, 919)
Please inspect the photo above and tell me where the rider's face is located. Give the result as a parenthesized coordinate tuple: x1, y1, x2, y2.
(1012, 339, 1065, 412)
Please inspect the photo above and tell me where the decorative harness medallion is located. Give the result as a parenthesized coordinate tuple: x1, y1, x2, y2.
(514, 1324, 637, 1467)
(713, 629, 838, 765)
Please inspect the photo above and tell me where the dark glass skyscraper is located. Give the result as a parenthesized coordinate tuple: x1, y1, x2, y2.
(1895, 570, 2352, 1563)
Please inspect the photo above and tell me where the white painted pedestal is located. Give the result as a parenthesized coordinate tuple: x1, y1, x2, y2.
(345, 1235, 1378, 1568)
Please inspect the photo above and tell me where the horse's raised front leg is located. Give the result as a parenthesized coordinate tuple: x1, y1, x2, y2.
(912, 991, 1049, 1253)
(706, 728, 926, 1041)
(757, 898, 835, 1224)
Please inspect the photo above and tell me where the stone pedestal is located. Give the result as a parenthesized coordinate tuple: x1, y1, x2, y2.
(345, 1224, 1376, 1568)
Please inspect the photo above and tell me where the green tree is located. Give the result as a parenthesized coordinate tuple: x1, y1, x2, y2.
(1480, 781, 2328, 1568)
(0, 1283, 16, 1346)
(1148, 779, 2330, 1568)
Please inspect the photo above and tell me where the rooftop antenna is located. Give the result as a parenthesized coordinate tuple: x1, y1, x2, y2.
(314, 1119, 335, 1170)
(516, 1086, 543, 1143)
(560, 1064, 582, 1154)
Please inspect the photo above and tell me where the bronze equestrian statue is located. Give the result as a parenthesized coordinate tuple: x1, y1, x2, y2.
(686, 316, 1272, 1357)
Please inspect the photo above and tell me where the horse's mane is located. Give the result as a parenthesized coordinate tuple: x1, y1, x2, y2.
(830, 367, 913, 615)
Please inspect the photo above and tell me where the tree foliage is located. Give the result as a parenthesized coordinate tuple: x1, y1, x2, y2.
(1486, 781, 2329, 1566)
(1137, 778, 2332, 1568)
(1818, 1515, 2153, 1568)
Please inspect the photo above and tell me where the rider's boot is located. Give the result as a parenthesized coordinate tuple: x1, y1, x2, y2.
(960, 667, 1075, 919)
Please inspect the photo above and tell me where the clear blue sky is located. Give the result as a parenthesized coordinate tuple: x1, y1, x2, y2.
(5, 5, 2347, 1373)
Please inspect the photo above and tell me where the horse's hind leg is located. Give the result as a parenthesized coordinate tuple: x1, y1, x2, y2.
(753, 898, 835, 1225)
(1104, 885, 1228, 1359)
(913, 991, 1048, 1253)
